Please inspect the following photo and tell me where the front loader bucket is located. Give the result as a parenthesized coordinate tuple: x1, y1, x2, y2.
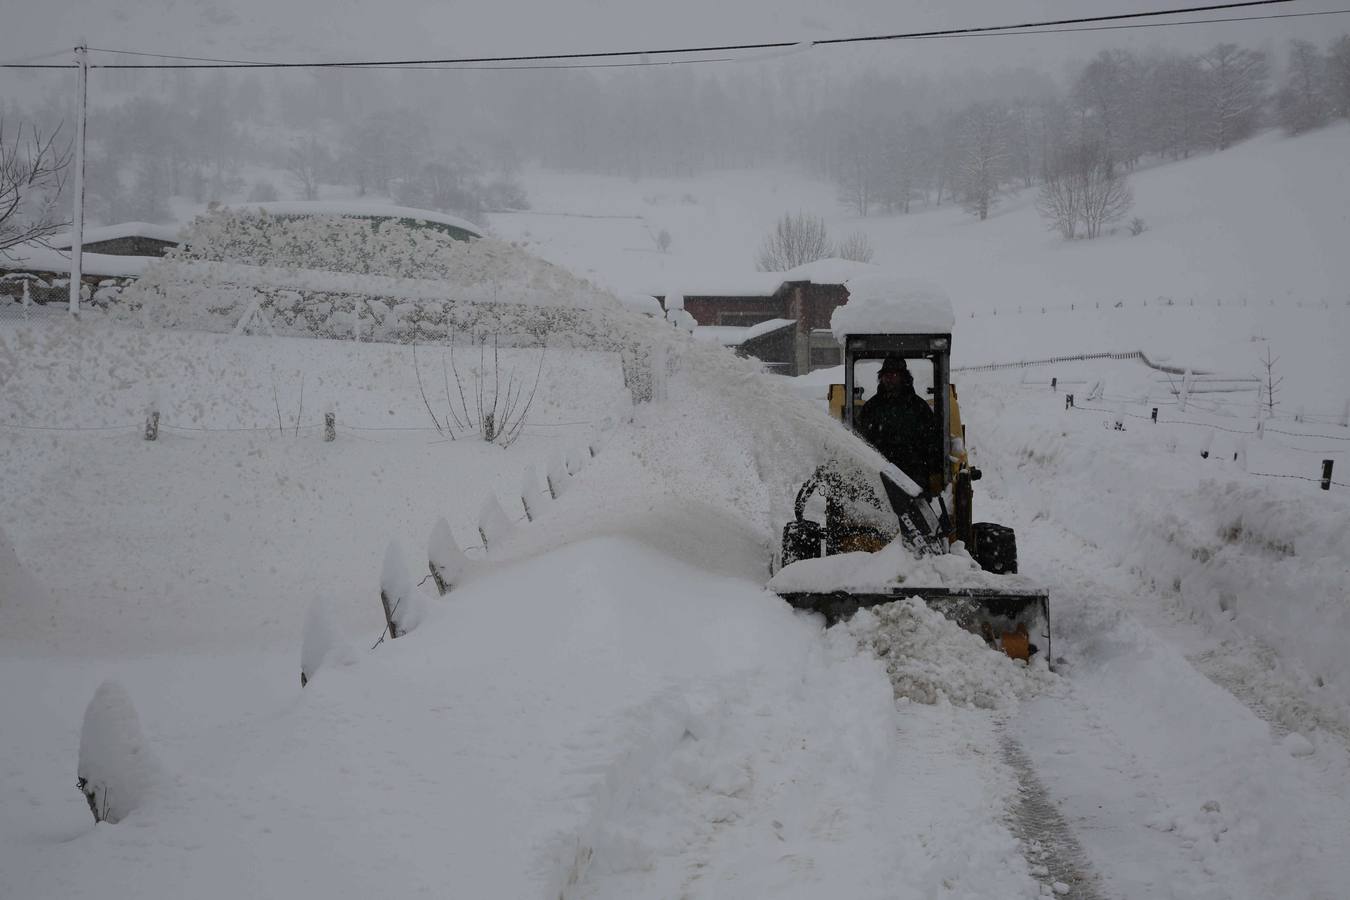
(779, 587, 1051, 665)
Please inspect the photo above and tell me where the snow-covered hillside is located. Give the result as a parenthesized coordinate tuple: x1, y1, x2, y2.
(496, 125, 1350, 311)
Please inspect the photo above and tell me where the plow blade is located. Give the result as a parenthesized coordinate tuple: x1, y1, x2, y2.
(778, 587, 1051, 665)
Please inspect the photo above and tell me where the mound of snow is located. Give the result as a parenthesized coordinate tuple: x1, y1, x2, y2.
(831, 273, 955, 339)
(846, 598, 1054, 709)
(300, 596, 359, 686)
(77, 680, 162, 823)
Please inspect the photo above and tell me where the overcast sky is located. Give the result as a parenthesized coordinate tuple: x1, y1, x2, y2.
(4, 0, 1348, 76)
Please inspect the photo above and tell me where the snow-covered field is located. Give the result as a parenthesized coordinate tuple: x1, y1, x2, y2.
(4, 127, 1350, 899)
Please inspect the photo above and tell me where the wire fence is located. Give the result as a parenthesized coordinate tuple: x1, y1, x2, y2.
(0, 416, 598, 436)
(1064, 403, 1349, 488)
(963, 295, 1350, 319)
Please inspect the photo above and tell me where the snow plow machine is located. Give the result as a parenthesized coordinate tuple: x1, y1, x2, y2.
(770, 298, 1051, 666)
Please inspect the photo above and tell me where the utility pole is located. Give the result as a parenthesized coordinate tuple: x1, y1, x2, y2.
(69, 41, 88, 315)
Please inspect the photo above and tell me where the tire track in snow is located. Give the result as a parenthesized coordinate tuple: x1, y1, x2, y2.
(1000, 731, 1110, 900)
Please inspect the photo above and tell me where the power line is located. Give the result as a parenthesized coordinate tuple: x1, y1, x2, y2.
(1, 0, 1326, 71)
(911, 7, 1350, 39)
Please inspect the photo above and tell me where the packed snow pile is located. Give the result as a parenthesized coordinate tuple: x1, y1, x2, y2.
(846, 598, 1054, 709)
(831, 273, 956, 340)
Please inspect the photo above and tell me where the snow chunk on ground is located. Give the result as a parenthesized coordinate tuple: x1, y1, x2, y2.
(831, 273, 956, 339)
(1281, 732, 1315, 757)
(77, 680, 162, 823)
(846, 598, 1054, 709)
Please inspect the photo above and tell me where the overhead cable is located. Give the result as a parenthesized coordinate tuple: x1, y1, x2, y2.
(2, 0, 1328, 71)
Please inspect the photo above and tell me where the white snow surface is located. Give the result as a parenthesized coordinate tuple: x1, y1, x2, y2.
(4, 129, 1350, 900)
(830, 273, 956, 339)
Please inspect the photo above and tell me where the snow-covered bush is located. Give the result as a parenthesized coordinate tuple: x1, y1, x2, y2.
(77, 680, 162, 823)
(171, 209, 469, 278)
(117, 209, 649, 354)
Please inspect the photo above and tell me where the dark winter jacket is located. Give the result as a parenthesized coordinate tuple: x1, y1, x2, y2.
(856, 385, 940, 492)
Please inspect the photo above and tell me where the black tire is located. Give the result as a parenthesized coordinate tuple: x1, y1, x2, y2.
(971, 522, 1018, 575)
(781, 519, 824, 567)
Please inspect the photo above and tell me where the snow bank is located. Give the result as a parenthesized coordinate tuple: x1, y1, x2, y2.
(831, 273, 956, 339)
(77, 680, 162, 823)
(968, 380, 1350, 724)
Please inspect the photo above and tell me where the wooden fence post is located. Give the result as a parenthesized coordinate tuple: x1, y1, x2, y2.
(1323, 460, 1335, 491)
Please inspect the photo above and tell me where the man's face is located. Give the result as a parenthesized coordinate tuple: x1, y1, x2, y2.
(879, 369, 908, 390)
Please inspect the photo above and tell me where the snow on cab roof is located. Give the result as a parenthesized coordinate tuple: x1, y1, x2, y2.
(225, 201, 482, 238)
(830, 273, 955, 340)
(48, 222, 183, 249)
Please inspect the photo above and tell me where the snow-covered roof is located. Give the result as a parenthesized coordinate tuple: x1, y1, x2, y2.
(47, 222, 183, 249)
(693, 318, 797, 347)
(0, 244, 153, 279)
(224, 201, 482, 238)
(744, 317, 797, 341)
(779, 257, 879, 284)
(652, 258, 871, 300)
(618, 293, 664, 316)
(830, 274, 955, 340)
(654, 273, 785, 298)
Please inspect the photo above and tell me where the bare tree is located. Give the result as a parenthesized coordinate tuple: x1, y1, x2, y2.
(833, 231, 874, 263)
(1259, 345, 1283, 417)
(1035, 163, 1081, 240)
(1331, 35, 1350, 120)
(956, 105, 1009, 221)
(756, 212, 831, 271)
(0, 120, 72, 257)
(1036, 141, 1133, 240)
(286, 137, 330, 202)
(1276, 40, 1331, 135)
(1200, 43, 1269, 150)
